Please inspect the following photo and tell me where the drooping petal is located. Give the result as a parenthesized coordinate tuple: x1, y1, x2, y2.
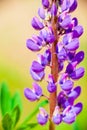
(30, 68, 45, 81)
(33, 82, 42, 97)
(70, 67, 85, 80)
(69, 0, 77, 13)
(63, 108, 76, 124)
(42, 0, 49, 8)
(72, 102, 83, 115)
(52, 106, 62, 125)
(65, 38, 79, 51)
(38, 7, 45, 19)
(31, 61, 44, 72)
(72, 25, 83, 38)
(37, 107, 48, 125)
(31, 16, 44, 30)
(72, 51, 84, 64)
(47, 82, 56, 93)
(68, 86, 81, 100)
(61, 80, 74, 91)
(24, 88, 37, 101)
(26, 39, 42, 51)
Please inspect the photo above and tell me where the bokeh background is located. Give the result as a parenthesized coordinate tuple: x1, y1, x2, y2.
(0, 0, 87, 130)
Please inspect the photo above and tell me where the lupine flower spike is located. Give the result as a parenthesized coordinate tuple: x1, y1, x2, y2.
(25, 0, 84, 130)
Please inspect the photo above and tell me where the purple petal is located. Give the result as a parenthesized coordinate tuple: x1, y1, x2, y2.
(47, 82, 56, 93)
(73, 25, 83, 38)
(52, 114, 62, 125)
(44, 49, 51, 63)
(72, 51, 84, 64)
(69, 0, 77, 13)
(63, 108, 76, 124)
(24, 88, 37, 101)
(37, 107, 48, 125)
(51, 3, 57, 16)
(26, 39, 42, 51)
(65, 38, 79, 51)
(68, 86, 81, 100)
(37, 114, 48, 125)
(61, 0, 69, 12)
(66, 63, 74, 74)
(60, 15, 72, 29)
(70, 67, 85, 80)
(72, 102, 83, 115)
(38, 54, 48, 66)
(42, 0, 49, 8)
(33, 82, 42, 97)
(31, 16, 44, 30)
(61, 80, 74, 91)
(30, 68, 45, 81)
(58, 48, 67, 61)
(38, 7, 45, 19)
(72, 17, 78, 27)
(31, 61, 44, 72)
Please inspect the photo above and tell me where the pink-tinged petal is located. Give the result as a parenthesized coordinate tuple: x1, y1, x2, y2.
(33, 82, 42, 97)
(30, 68, 45, 81)
(47, 82, 56, 93)
(37, 107, 48, 125)
(68, 86, 81, 100)
(63, 107, 76, 124)
(31, 61, 44, 72)
(26, 39, 42, 51)
(31, 16, 44, 30)
(24, 88, 37, 101)
(65, 38, 79, 51)
(52, 106, 62, 125)
(61, 80, 74, 91)
(70, 67, 85, 80)
(38, 7, 45, 19)
(72, 102, 83, 115)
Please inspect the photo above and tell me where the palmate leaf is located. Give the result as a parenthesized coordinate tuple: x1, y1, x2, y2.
(2, 113, 13, 130)
(0, 82, 11, 116)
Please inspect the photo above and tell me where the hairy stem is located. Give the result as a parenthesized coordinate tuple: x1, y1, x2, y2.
(49, 1, 59, 130)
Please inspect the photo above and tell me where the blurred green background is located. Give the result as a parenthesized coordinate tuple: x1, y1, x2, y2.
(0, 0, 87, 130)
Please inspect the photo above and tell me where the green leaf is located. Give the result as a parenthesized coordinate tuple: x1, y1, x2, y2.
(2, 113, 13, 130)
(17, 123, 38, 130)
(1, 82, 11, 116)
(21, 100, 48, 125)
(11, 105, 21, 127)
(11, 92, 22, 111)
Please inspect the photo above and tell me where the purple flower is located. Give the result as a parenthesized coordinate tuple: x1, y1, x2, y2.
(38, 7, 45, 19)
(31, 16, 44, 30)
(26, 36, 42, 51)
(30, 61, 45, 81)
(37, 107, 48, 125)
(72, 25, 83, 38)
(24, 82, 42, 101)
(60, 80, 74, 91)
(72, 102, 83, 115)
(42, 0, 49, 8)
(51, 3, 57, 16)
(47, 74, 56, 93)
(63, 106, 76, 124)
(69, 0, 77, 13)
(70, 67, 85, 80)
(52, 106, 62, 125)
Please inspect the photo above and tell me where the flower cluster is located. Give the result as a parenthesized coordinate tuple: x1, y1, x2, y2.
(24, 0, 84, 126)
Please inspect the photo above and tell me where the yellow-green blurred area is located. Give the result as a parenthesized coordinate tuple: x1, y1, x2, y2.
(0, 0, 87, 130)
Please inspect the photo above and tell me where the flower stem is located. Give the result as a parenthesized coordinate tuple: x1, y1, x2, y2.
(49, 1, 59, 130)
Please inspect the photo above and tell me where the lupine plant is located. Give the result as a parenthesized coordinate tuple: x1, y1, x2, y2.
(24, 0, 85, 130)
